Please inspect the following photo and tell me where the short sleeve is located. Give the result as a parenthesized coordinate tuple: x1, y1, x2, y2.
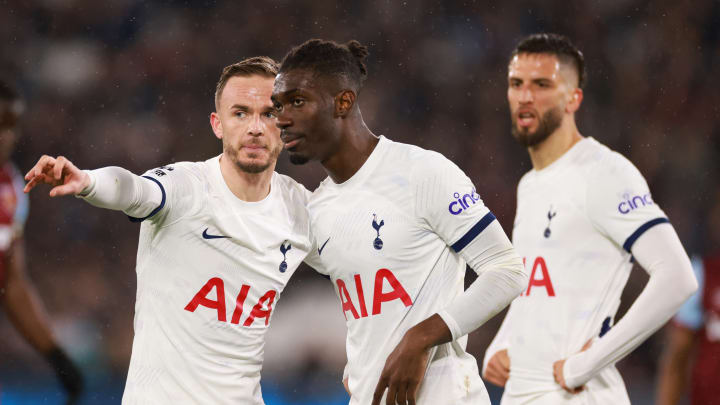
(585, 154, 668, 253)
(413, 153, 495, 253)
(674, 256, 705, 330)
(131, 163, 203, 225)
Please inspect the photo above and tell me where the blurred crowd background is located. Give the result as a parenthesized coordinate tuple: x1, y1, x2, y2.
(1, 0, 718, 404)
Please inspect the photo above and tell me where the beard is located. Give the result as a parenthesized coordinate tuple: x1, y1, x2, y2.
(511, 106, 563, 147)
(225, 141, 282, 174)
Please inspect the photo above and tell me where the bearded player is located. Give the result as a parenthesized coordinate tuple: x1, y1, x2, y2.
(0, 80, 84, 403)
(482, 33, 697, 404)
(273, 39, 528, 405)
(24, 57, 313, 404)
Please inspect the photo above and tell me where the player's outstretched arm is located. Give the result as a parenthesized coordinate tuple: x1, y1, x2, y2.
(25, 155, 163, 218)
(24, 155, 90, 197)
(556, 224, 697, 390)
(1, 239, 84, 402)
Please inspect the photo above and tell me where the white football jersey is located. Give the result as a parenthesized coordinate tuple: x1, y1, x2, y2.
(305, 136, 495, 405)
(499, 137, 667, 403)
(121, 155, 312, 405)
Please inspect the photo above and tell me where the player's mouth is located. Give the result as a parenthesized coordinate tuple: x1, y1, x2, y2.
(242, 143, 267, 152)
(281, 131, 304, 150)
(516, 109, 537, 128)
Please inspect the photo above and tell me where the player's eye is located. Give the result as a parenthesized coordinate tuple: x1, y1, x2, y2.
(292, 98, 305, 107)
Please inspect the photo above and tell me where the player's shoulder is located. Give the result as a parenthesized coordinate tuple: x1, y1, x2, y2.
(392, 138, 452, 165)
(385, 138, 465, 181)
(517, 169, 534, 191)
(144, 159, 208, 181)
(273, 172, 312, 205)
(579, 137, 646, 183)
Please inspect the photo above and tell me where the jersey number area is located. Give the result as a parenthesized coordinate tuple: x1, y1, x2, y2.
(184, 277, 277, 326)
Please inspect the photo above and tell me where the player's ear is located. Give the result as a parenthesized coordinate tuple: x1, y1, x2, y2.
(566, 88, 583, 114)
(210, 112, 223, 139)
(334, 90, 356, 118)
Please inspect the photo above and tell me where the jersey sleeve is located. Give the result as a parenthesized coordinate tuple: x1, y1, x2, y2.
(412, 152, 495, 254)
(674, 256, 705, 330)
(131, 163, 204, 225)
(585, 153, 668, 253)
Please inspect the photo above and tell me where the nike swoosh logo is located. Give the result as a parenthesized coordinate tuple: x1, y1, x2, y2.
(202, 228, 231, 239)
(317, 237, 330, 255)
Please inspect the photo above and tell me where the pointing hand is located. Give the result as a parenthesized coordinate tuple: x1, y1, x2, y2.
(24, 155, 90, 197)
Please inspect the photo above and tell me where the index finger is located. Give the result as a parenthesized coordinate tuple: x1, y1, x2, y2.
(371, 377, 388, 405)
(25, 155, 56, 180)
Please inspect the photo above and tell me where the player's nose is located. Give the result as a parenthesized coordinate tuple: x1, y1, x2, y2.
(247, 114, 263, 136)
(276, 112, 291, 129)
(518, 87, 534, 103)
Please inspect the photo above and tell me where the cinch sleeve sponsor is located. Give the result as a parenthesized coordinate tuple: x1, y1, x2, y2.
(413, 153, 494, 251)
(586, 155, 668, 253)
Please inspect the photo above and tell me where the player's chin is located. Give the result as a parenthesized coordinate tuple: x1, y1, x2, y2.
(236, 156, 274, 173)
(287, 150, 310, 165)
(512, 127, 536, 146)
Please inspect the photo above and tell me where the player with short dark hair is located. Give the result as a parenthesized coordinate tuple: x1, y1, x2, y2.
(510, 33, 585, 89)
(482, 33, 697, 404)
(0, 79, 84, 403)
(273, 39, 528, 405)
(24, 57, 313, 404)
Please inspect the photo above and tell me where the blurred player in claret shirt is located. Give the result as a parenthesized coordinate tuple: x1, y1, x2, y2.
(0, 80, 83, 403)
(482, 33, 698, 404)
(23, 58, 315, 404)
(655, 193, 720, 405)
(272, 39, 528, 405)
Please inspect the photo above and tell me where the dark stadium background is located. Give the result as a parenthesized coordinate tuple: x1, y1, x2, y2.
(1, 1, 717, 404)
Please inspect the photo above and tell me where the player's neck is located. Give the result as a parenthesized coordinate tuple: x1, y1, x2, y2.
(218, 154, 274, 202)
(528, 119, 582, 171)
(322, 117, 379, 184)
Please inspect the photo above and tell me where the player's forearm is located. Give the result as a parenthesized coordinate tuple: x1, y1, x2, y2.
(2, 268, 56, 353)
(655, 362, 687, 405)
(563, 225, 697, 388)
(438, 222, 526, 340)
(655, 325, 695, 405)
(80, 167, 162, 218)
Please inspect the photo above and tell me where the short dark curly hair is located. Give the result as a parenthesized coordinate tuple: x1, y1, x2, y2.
(279, 39, 369, 91)
(511, 33, 585, 88)
(0, 79, 23, 128)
